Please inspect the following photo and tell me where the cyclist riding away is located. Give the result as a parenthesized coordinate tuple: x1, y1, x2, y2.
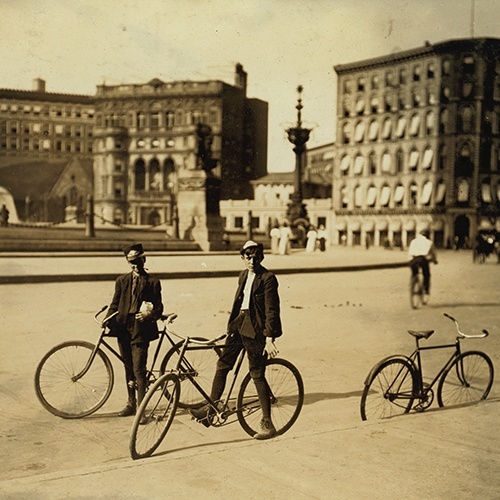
(408, 230, 438, 304)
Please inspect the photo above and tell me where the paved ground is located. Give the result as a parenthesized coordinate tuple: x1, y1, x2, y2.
(0, 248, 498, 499)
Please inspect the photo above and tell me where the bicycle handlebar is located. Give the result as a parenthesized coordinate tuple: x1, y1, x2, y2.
(94, 306, 119, 328)
(160, 312, 228, 345)
(444, 313, 489, 339)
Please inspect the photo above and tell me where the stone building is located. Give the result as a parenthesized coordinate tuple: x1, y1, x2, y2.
(0, 78, 94, 222)
(0, 66, 268, 248)
(333, 38, 500, 248)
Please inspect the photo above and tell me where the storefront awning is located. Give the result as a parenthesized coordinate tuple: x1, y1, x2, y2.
(422, 149, 434, 169)
(354, 156, 365, 175)
(379, 185, 391, 206)
(381, 153, 392, 173)
(366, 186, 377, 206)
(368, 121, 379, 141)
(481, 183, 492, 203)
(420, 181, 433, 205)
(435, 182, 446, 203)
(354, 122, 365, 143)
(340, 156, 352, 172)
(409, 115, 420, 136)
(394, 185, 405, 203)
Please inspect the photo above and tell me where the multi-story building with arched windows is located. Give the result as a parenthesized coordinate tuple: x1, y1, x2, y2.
(333, 38, 500, 248)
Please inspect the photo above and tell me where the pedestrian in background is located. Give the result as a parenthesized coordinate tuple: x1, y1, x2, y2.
(106, 243, 163, 419)
(306, 225, 317, 252)
(0, 204, 9, 227)
(317, 225, 327, 252)
(278, 222, 292, 255)
(270, 225, 280, 254)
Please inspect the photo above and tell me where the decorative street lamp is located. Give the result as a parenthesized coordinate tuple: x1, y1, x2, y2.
(286, 85, 312, 229)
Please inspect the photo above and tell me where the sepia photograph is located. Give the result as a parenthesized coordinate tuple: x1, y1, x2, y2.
(0, 1, 499, 498)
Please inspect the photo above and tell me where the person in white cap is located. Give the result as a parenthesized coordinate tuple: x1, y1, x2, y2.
(106, 243, 163, 419)
(190, 240, 282, 439)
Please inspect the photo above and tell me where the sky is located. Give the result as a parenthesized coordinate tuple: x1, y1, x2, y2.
(1, 0, 500, 172)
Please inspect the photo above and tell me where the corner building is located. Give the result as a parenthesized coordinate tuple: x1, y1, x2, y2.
(333, 38, 500, 248)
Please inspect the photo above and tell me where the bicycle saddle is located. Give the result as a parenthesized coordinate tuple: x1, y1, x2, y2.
(408, 329, 434, 339)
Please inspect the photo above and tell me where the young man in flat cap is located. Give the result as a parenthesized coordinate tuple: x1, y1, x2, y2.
(191, 240, 282, 439)
(107, 243, 163, 417)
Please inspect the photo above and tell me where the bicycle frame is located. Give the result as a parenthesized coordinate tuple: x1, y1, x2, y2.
(408, 336, 462, 400)
(170, 336, 249, 424)
(72, 309, 180, 384)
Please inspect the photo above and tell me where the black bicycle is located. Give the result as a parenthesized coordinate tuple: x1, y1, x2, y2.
(34, 306, 218, 418)
(360, 313, 494, 420)
(130, 313, 304, 459)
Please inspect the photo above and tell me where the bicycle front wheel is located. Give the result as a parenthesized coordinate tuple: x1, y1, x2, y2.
(237, 358, 304, 438)
(360, 358, 416, 420)
(160, 340, 221, 409)
(410, 276, 423, 309)
(130, 372, 180, 460)
(34, 341, 114, 418)
(437, 351, 494, 408)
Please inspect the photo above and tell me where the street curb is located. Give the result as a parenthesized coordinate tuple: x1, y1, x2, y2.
(0, 262, 408, 284)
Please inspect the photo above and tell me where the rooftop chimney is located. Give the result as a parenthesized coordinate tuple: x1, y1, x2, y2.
(234, 63, 247, 94)
(33, 78, 46, 93)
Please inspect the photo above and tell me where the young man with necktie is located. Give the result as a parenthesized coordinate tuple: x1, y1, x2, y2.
(190, 240, 282, 439)
(107, 243, 163, 418)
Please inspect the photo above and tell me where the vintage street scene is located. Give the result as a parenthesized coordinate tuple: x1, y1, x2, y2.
(0, 1, 499, 499)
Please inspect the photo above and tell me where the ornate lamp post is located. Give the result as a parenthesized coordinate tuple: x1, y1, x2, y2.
(286, 85, 312, 224)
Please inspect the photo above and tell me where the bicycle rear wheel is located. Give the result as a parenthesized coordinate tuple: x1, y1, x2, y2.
(160, 340, 221, 409)
(34, 341, 114, 418)
(410, 275, 424, 309)
(437, 351, 494, 408)
(130, 372, 180, 460)
(237, 358, 304, 438)
(360, 358, 416, 420)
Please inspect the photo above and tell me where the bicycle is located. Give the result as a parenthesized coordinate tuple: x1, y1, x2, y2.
(410, 270, 425, 309)
(360, 313, 494, 421)
(129, 313, 304, 460)
(34, 306, 218, 418)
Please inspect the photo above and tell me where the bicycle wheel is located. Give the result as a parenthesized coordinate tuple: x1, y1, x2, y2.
(130, 372, 180, 460)
(237, 358, 304, 438)
(34, 341, 114, 419)
(360, 358, 416, 420)
(437, 351, 494, 408)
(160, 340, 221, 409)
(410, 275, 423, 309)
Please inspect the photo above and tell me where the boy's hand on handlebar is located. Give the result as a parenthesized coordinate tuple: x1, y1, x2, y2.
(264, 338, 278, 358)
(135, 311, 152, 322)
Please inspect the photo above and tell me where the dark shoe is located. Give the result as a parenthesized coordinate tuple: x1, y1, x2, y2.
(139, 415, 149, 425)
(253, 417, 276, 440)
(118, 404, 136, 417)
(189, 404, 215, 428)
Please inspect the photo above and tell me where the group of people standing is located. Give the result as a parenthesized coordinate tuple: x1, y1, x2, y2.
(270, 222, 327, 255)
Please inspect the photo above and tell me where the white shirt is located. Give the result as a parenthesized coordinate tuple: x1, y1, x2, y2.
(240, 271, 256, 310)
(408, 234, 433, 257)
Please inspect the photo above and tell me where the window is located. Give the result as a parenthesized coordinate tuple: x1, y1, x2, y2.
(399, 68, 407, 84)
(396, 117, 406, 138)
(339, 156, 351, 176)
(382, 118, 392, 139)
(355, 98, 365, 115)
(369, 152, 377, 175)
(460, 107, 473, 133)
(413, 65, 421, 82)
(251, 217, 260, 229)
(481, 182, 492, 203)
(421, 181, 433, 205)
(409, 114, 420, 136)
(137, 139, 145, 148)
(366, 185, 377, 206)
(166, 111, 175, 128)
(463, 82, 474, 98)
(368, 120, 379, 141)
(134, 160, 146, 191)
(234, 216, 243, 228)
(354, 155, 365, 175)
(343, 79, 353, 93)
(435, 182, 446, 205)
(425, 112, 434, 135)
(422, 148, 434, 170)
(370, 96, 379, 114)
(381, 152, 392, 174)
(371, 74, 379, 89)
(427, 62, 435, 79)
(357, 77, 365, 92)
(340, 186, 349, 208)
(150, 112, 160, 129)
(354, 122, 365, 143)
(409, 183, 418, 207)
(354, 185, 363, 207)
(409, 150, 420, 171)
(412, 89, 421, 107)
(442, 59, 451, 76)
(151, 138, 160, 148)
(396, 149, 404, 173)
(379, 185, 390, 206)
(440, 109, 449, 134)
(384, 93, 392, 112)
(394, 184, 405, 206)
(456, 179, 470, 202)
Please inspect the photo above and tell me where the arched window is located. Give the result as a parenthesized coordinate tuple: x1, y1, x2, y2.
(396, 149, 404, 174)
(439, 145, 447, 170)
(425, 111, 434, 135)
(134, 159, 146, 191)
(460, 106, 474, 133)
(354, 185, 363, 207)
(165, 111, 175, 128)
(394, 184, 405, 207)
(342, 122, 351, 144)
(136, 112, 146, 129)
(440, 108, 449, 134)
(456, 178, 470, 203)
(409, 182, 418, 207)
(163, 158, 176, 190)
(369, 152, 377, 175)
(149, 159, 161, 191)
(340, 185, 349, 208)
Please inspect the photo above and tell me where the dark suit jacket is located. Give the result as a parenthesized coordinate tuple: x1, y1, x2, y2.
(228, 266, 282, 339)
(107, 272, 163, 344)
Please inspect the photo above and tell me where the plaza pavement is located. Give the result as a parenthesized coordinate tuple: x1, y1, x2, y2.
(0, 247, 498, 499)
